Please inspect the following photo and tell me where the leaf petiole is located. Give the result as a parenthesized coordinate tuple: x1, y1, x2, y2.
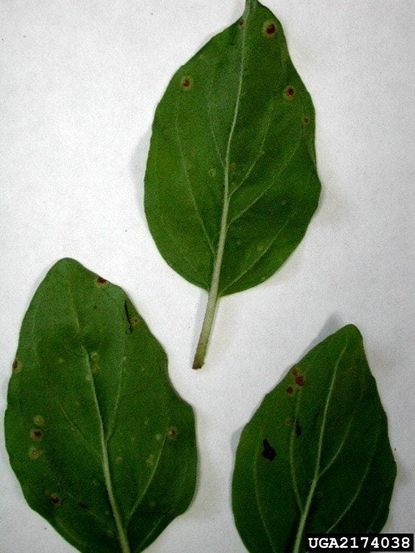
(193, 285, 220, 369)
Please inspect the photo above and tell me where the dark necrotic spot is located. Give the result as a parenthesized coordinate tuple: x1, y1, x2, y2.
(295, 374, 305, 387)
(262, 439, 276, 461)
(167, 427, 178, 439)
(96, 276, 107, 285)
(79, 502, 89, 510)
(12, 359, 22, 373)
(180, 76, 193, 90)
(284, 85, 296, 99)
(294, 420, 302, 437)
(124, 300, 134, 334)
(30, 428, 43, 441)
(303, 115, 310, 125)
(286, 386, 294, 395)
(263, 20, 277, 38)
(266, 23, 276, 35)
(50, 494, 62, 507)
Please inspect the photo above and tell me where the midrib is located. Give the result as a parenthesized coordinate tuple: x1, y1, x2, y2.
(207, 2, 250, 300)
(85, 352, 131, 553)
(192, 3, 252, 368)
(292, 345, 347, 553)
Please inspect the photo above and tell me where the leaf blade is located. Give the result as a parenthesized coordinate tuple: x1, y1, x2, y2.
(145, 0, 321, 366)
(232, 325, 396, 553)
(5, 258, 197, 553)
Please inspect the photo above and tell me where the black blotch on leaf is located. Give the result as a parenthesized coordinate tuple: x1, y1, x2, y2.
(294, 420, 302, 437)
(262, 439, 276, 461)
(124, 301, 134, 334)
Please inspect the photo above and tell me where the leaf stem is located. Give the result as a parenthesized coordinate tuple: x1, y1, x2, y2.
(193, 190, 229, 369)
(192, 1, 251, 369)
(192, 273, 221, 369)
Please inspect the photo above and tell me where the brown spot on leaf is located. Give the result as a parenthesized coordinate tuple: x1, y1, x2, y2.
(286, 386, 294, 395)
(262, 439, 276, 461)
(180, 76, 193, 90)
(167, 427, 178, 439)
(79, 501, 89, 509)
(303, 115, 310, 125)
(30, 429, 43, 441)
(284, 85, 295, 99)
(294, 420, 302, 437)
(263, 20, 277, 38)
(50, 493, 62, 507)
(96, 276, 107, 285)
(238, 18, 244, 29)
(295, 374, 305, 387)
(12, 359, 22, 373)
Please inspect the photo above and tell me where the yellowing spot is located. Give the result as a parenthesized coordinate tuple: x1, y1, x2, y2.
(155, 433, 162, 441)
(115, 456, 124, 465)
(92, 365, 100, 375)
(208, 168, 216, 178)
(146, 454, 155, 467)
(29, 447, 43, 460)
(33, 415, 45, 427)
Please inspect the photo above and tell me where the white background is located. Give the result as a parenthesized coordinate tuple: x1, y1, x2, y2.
(1, 1, 414, 552)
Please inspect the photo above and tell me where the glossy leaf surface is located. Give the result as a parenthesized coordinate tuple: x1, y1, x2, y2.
(5, 259, 197, 553)
(145, 0, 321, 367)
(232, 325, 396, 553)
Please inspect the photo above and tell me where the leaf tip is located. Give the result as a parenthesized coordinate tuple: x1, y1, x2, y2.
(340, 323, 363, 342)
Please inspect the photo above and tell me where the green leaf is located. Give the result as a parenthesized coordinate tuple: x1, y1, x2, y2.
(232, 325, 396, 553)
(144, 0, 321, 368)
(5, 259, 197, 553)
